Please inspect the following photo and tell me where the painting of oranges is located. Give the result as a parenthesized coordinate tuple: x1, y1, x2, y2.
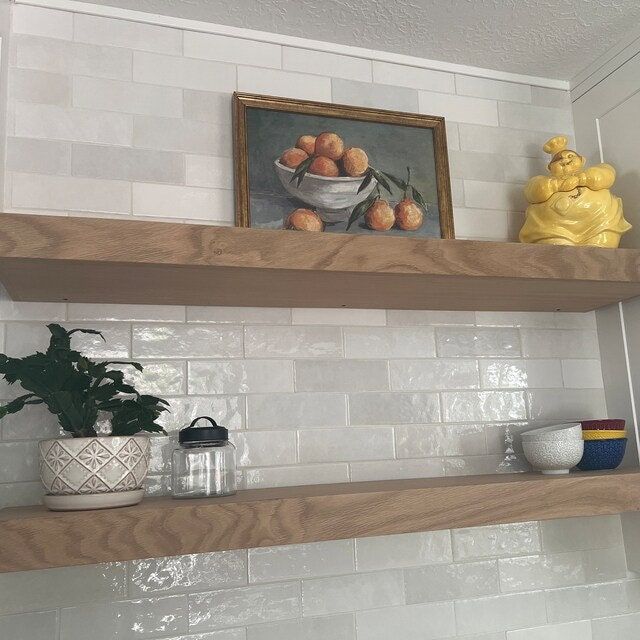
(233, 93, 454, 239)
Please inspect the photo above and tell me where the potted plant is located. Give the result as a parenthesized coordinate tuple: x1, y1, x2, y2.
(0, 324, 168, 510)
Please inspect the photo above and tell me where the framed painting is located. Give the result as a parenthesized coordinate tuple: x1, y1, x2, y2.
(233, 92, 454, 238)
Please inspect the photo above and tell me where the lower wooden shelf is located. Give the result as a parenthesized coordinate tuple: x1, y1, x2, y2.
(1, 470, 639, 573)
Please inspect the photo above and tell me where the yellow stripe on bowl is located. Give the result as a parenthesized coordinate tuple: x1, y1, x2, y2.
(582, 430, 627, 440)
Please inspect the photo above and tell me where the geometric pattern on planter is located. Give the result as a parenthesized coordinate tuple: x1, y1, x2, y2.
(39, 436, 151, 496)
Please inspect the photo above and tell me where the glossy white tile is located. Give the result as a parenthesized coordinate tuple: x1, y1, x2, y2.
(452, 522, 540, 561)
(246, 614, 354, 640)
(436, 327, 520, 357)
(291, 308, 385, 326)
(480, 359, 562, 389)
(344, 327, 436, 359)
(295, 360, 389, 392)
(348, 458, 445, 482)
(498, 551, 586, 592)
(395, 423, 486, 457)
(188, 360, 294, 394)
(243, 463, 350, 489)
(506, 620, 592, 640)
(298, 427, 394, 463)
(349, 392, 440, 425)
(390, 359, 479, 390)
(133, 325, 242, 359)
(0, 610, 57, 640)
(246, 393, 347, 428)
(442, 391, 526, 422)
(245, 326, 343, 358)
(232, 431, 297, 467)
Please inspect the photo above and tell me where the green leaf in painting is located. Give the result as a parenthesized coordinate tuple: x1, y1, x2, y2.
(369, 167, 392, 194)
(346, 195, 376, 231)
(357, 170, 374, 194)
(380, 170, 406, 191)
(290, 156, 314, 187)
(411, 185, 428, 211)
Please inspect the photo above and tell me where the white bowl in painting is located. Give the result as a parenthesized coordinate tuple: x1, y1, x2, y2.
(274, 160, 377, 217)
(522, 439, 584, 474)
(521, 423, 582, 442)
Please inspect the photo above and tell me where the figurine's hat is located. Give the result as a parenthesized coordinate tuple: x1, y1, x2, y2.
(543, 135, 568, 156)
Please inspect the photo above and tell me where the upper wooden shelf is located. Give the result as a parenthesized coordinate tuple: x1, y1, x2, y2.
(1, 470, 639, 573)
(1, 213, 640, 311)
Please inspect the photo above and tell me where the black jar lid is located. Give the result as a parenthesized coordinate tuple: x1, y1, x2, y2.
(179, 416, 229, 444)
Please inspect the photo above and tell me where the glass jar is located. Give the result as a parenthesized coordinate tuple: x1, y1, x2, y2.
(171, 416, 237, 499)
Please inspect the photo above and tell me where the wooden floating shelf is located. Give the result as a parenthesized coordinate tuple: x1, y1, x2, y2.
(1, 213, 640, 311)
(1, 470, 639, 573)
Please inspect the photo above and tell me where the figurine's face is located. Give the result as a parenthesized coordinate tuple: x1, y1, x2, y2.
(548, 150, 585, 177)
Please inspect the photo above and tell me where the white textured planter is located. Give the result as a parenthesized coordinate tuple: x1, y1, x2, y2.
(39, 436, 150, 510)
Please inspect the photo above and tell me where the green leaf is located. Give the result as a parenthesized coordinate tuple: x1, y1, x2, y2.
(411, 186, 428, 211)
(346, 195, 377, 231)
(380, 170, 406, 191)
(369, 167, 392, 194)
(357, 170, 374, 194)
(289, 156, 314, 187)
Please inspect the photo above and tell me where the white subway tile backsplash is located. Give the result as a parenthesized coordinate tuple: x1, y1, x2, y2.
(452, 522, 541, 561)
(232, 430, 297, 467)
(521, 329, 600, 358)
(61, 595, 188, 640)
(591, 613, 640, 640)
(130, 551, 246, 596)
(134, 51, 236, 91)
(455, 592, 547, 635)
(74, 13, 183, 54)
(186, 155, 234, 189)
(0, 563, 126, 615)
(419, 91, 499, 125)
(159, 395, 245, 431)
(390, 359, 479, 390)
(302, 570, 404, 616)
(133, 116, 232, 155)
(73, 77, 183, 117)
(498, 551, 586, 592)
(246, 614, 354, 640)
(295, 360, 389, 392)
(15, 35, 132, 79)
(507, 620, 592, 640)
(189, 583, 300, 631)
(15, 103, 132, 145)
(249, 540, 354, 582)
(498, 101, 574, 133)
(583, 546, 628, 582)
(373, 61, 454, 92)
(349, 458, 445, 482)
(72, 144, 184, 184)
(531, 86, 571, 108)
(133, 325, 242, 359)
(355, 602, 455, 640)
(187, 307, 290, 324)
(541, 515, 623, 553)
(355, 531, 452, 571)
(291, 308, 386, 326)
(183, 90, 232, 124)
(331, 78, 418, 111)
(545, 581, 629, 623)
(68, 303, 184, 322)
(6, 137, 70, 175)
(0, 440, 39, 482)
(449, 150, 545, 183)
(480, 359, 563, 389)
(463, 180, 528, 211)
(344, 327, 436, 359)
(185, 32, 281, 68)
(386, 310, 476, 326)
(527, 388, 606, 421)
(283, 48, 371, 81)
(396, 424, 486, 457)
(11, 172, 131, 214)
(243, 463, 350, 488)
(436, 327, 520, 357)
(561, 359, 604, 388)
(442, 391, 526, 422)
(349, 392, 440, 425)
(239, 67, 331, 102)
(9, 68, 71, 106)
(298, 427, 394, 462)
(458, 124, 552, 158)
(13, 6, 73, 40)
(455, 75, 531, 103)
(0, 610, 57, 640)
(245, 326, 343, 358)
(405, 560, 500, 602)
(132, 183, 234, 222)
(189, 360, 294, 394)
(246, 392, 347, 428)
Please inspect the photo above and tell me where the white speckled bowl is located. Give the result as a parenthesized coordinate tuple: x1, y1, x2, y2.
(522, 439, 584, 474)
(521, 423, 582, 442)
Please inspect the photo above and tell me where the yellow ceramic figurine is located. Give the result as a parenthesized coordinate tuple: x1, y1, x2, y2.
(519, 135, 631, 247)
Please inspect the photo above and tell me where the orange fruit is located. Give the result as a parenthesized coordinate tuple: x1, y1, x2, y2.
(308, 156, 340, 177)
(279, 148, 308, 169)
(365, 200, 395, 231)
(394, 199, 424, 231)
(341, 148, 369, 177)
(285, 209, 324, 231)
(315, 132, 344, 161)
(296, 135, 316, 155)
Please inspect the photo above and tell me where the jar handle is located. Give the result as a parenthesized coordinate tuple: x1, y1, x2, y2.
(187, 416, 219, 429)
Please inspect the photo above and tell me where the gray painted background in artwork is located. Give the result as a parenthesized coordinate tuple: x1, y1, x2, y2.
(245, 107, 443, 237)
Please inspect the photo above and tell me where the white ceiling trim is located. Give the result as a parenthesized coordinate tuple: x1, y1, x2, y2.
(16, 0, 569, 90)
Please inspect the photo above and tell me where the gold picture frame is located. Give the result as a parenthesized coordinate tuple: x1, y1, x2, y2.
(233, 91, 454, 238)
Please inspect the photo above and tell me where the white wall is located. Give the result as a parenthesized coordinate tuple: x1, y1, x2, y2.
(0, 4, 638, 640)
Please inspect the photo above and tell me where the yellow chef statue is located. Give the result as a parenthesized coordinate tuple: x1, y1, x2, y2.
(519, 135, 631, 247)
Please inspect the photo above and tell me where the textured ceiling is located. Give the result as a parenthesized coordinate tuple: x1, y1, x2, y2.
(78, 0, 640, 79)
